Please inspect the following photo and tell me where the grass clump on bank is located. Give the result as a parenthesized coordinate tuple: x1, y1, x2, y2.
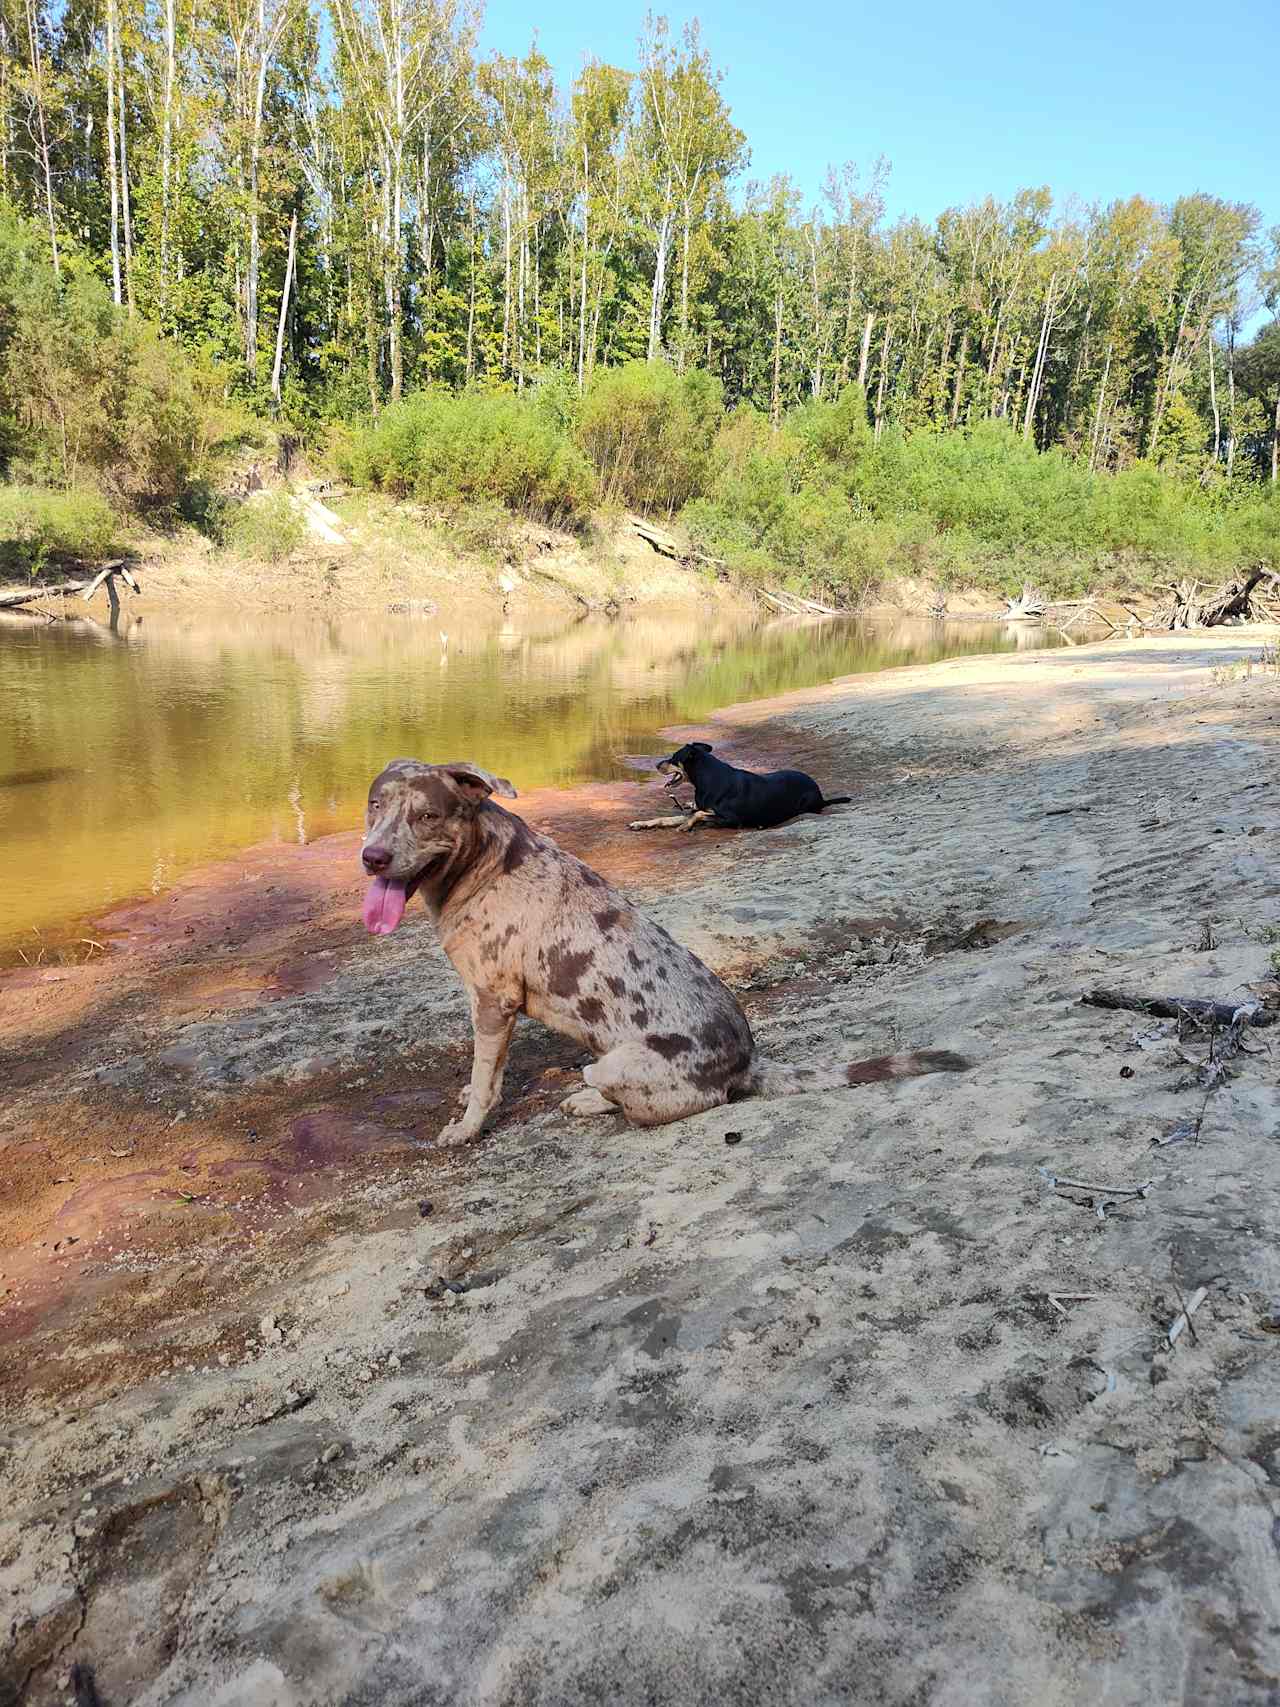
(0, 485, 120, 577)
(222, 492, 307, 563)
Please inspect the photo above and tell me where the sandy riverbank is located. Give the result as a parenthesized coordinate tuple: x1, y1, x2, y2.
(3, 627, 1279, 1705)
(6, 500, 1028, 624)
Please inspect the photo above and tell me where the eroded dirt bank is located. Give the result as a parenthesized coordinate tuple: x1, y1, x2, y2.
(3, 630, 1280, 1706)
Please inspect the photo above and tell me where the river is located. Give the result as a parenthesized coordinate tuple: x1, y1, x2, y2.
(0, 603, 1065, 962)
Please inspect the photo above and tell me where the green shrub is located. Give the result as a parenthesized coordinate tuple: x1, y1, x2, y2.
(0, 205, 247, 506)
(223, 491, 306, 562)
(340, 389, 596, 524)
(577, 360, 722, 512)
(0, 484, 119, 576)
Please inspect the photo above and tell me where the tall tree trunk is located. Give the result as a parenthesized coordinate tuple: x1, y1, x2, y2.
(1225, 326, 1236, 478)
(577, 147, 589, 392)
(1022, 273, 1057, 441)
(1089, 342, 1113, 472)
(159, 0, 175, 299)
(23, 0, 59, 277)
(501, 178, 512, 374)
(808, 225, 822, 398)
(533, 215, 542, 371)
(873, 322, 892, 440)
(856, 310, 873, 392)
(271, 208, 298, 404)
(950, 327, 967, 427)
(1273, 388, 1280, 486)
(465, 192, 477, 383)
(1207, 335, 1220, 466)
(648, 198, 671, 362)
(245, 26, 270, 379)
(838, 231, 859, 386)
(1149, 286, 1199, 458)
(387, 148, 403, 401)
(117, 28, 134, 312)
(770, 286, 783, 427)
(677, 202, 692, 371)
(104, 0, 122, 305)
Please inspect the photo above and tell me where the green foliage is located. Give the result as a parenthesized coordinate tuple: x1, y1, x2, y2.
(0, 205, 249, 506)
(576, 361, 722, 512)
(682, 392, 1280, 606)
(223, 491, 306, 562)
(340, 389, 597, 525)
(0, 484, 120, 576)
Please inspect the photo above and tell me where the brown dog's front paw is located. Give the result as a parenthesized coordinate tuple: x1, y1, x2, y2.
(438, 1117, 480, 1147)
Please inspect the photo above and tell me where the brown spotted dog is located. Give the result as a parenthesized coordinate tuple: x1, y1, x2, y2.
(361, 759, 969, 1145)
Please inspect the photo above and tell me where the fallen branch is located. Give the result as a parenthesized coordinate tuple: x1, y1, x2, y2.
(1046, 1173, 1155, 1199)
(1150, 565, 1280, 630)
(1166, 1285, 1208, 1349)
(0, 560, 136, 611)
(1081, 989, 1278, 1030)
(626, 513, 726, 575)
(1045, 1291, 1097, 1314)
(758, 587, 844, 617)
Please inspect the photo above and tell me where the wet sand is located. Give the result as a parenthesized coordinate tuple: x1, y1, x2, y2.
(3, 627, 1279, 1706)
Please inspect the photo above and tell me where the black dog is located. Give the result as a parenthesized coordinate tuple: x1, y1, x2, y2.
(630, 741, 852, 832)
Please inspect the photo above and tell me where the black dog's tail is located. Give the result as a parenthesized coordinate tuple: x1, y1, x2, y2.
(817, 794, 852, 809)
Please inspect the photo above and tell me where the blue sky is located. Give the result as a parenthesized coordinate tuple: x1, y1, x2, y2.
(480, 0, 1279, 310)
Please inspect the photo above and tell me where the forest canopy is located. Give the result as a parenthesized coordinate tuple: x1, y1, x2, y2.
(1, 1, 1278, 591)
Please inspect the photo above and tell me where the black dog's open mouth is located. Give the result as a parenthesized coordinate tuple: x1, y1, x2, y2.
(656, 758, 687, 795)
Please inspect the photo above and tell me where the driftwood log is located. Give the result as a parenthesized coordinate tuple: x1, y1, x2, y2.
(1003, 583, 1047, 619)
(1150, 566, 1280, 631)
(1081, 988, 1278, 1029)
(0, 560, 136, 611)
(759, 587, 844, 617)
(626, 513, 727, 577)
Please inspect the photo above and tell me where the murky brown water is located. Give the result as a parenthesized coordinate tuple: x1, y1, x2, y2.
(0, 603, 1064, 960)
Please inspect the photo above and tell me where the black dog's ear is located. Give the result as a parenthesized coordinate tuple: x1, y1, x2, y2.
(692, 741, 712, 753)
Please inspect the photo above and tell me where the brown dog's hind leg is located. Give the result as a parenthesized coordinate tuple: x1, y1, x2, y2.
(560, 1086, 616, 1117)
(439, 992, 519, 1146)
(583, 1045, 727, 1126)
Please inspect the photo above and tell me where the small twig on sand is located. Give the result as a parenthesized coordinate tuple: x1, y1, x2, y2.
(1044, 1291, 1097, 1314)
(1038, 1168, 1154, 1222)
(1045, 804, 1092, 817)
(1166, 1285, 1208, 1349)
(1046, 1174, 1155, 1199)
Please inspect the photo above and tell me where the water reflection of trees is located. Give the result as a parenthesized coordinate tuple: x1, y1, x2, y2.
(0, 608, 1059, 945)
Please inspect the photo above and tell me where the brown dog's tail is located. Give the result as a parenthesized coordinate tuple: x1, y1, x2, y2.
(748, 1049, 970, 1098)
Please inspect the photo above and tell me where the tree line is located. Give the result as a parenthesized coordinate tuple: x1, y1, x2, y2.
(2, 0, 1279, 480)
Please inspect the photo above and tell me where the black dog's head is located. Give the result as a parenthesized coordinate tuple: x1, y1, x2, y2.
(656, 741, 712, 794)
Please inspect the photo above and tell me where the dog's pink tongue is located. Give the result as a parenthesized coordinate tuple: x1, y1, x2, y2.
(363, 876, 408, 935)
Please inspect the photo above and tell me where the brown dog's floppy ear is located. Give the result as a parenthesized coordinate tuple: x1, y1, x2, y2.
(438, 761, 518, 802)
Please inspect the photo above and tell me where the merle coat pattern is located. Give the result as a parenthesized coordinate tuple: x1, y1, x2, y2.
(361, 759, 966, 1143)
